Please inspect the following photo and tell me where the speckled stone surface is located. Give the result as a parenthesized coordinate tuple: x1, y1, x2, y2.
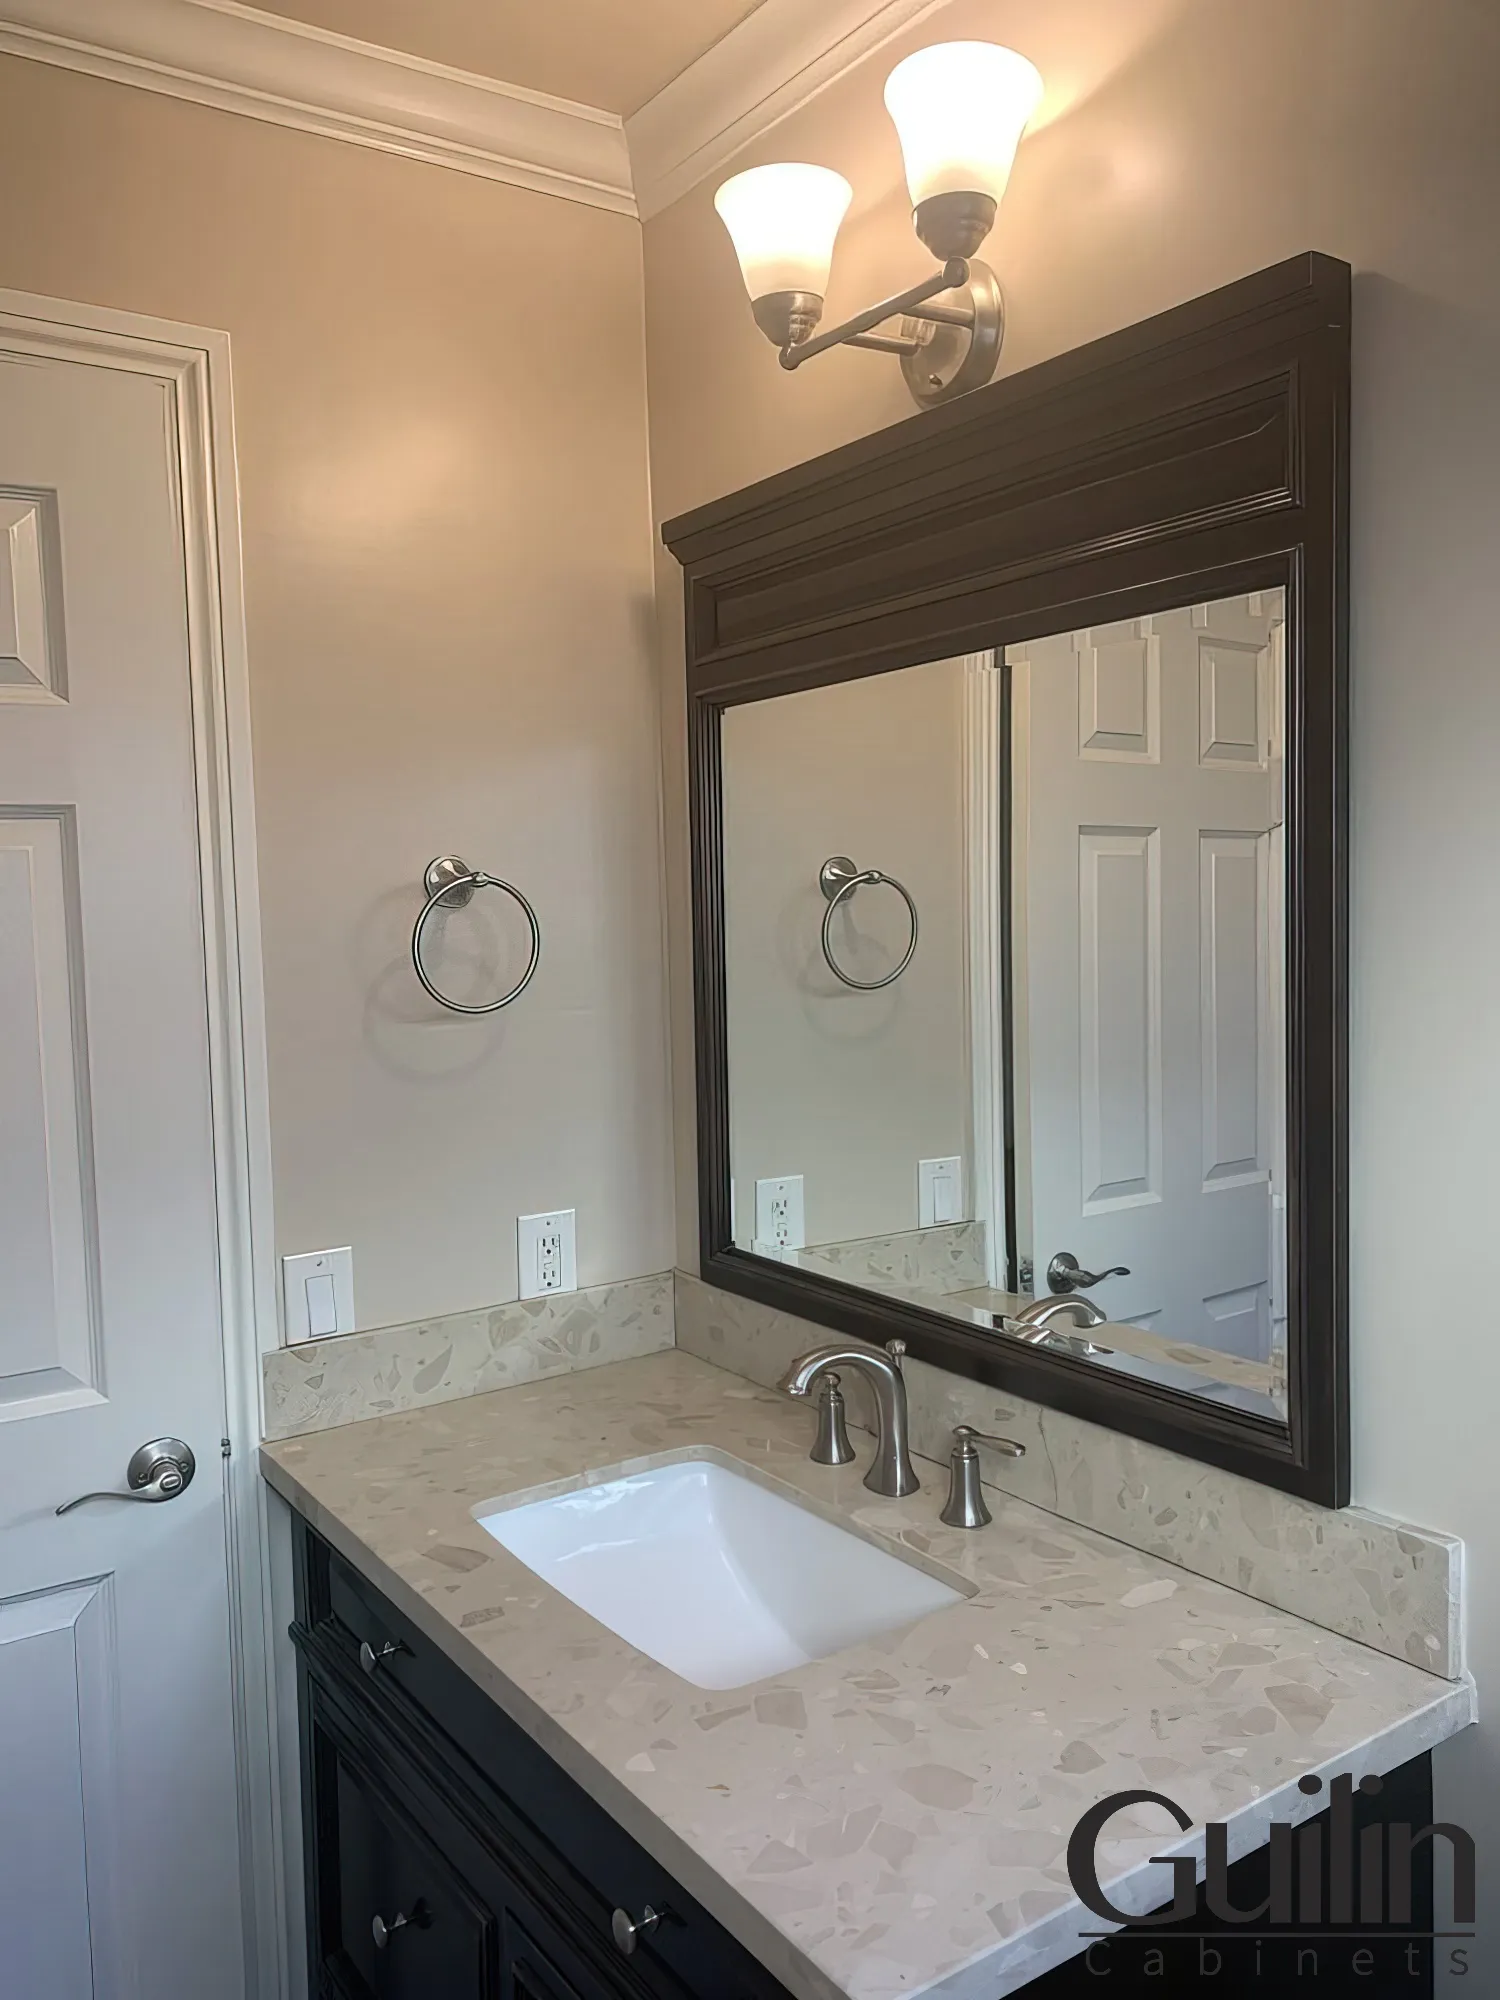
(943, 1284, 1283, 1407)
(261, 1273, 673, 1439)
(793, 1222, 988, 1294)
(260, 1349, 1473, 2000)
(675, 1273, 1463, 1680)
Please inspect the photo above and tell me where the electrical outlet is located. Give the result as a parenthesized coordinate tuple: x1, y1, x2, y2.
(754, 1175, 805, 1255)
(918, 1157, 964, 1228)
(282, 1246, 356, 1343)
(518, 1209, 577, 1300)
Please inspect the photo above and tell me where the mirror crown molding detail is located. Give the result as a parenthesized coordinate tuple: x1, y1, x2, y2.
(665, 252, 1351, 1506)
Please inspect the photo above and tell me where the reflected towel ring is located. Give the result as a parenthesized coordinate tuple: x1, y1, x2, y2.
(412, 854, 541, 1015)
(818, 855, 919, 991)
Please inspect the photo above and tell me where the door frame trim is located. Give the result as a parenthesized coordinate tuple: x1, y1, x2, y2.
(960, 649, 1009, 1291)
(0, 289, 286, 2000)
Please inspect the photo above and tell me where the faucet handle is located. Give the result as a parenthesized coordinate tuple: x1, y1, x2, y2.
(940, 1426, 1026, 1531)
(885, 1338, 906, 1370)
(953, 1424, 1026, 1458)
(810, 1373, 857, 1467)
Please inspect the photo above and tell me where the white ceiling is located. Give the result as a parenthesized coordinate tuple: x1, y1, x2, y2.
(254, 0, 768, 115)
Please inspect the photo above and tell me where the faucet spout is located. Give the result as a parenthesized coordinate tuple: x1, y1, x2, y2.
(1002, 1295, 1110, 1350)
(778, 1340, 919, 1498)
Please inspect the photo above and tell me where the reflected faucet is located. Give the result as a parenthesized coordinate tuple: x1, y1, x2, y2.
(778, 1339, 919, 1498)
(1001, 1296, 1113, 1356)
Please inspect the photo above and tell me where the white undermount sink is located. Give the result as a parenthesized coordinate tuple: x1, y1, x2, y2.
(474, 1451, 966, 1690)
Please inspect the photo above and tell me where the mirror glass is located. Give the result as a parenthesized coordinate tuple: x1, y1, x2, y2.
(721, 589, 1288, 1423)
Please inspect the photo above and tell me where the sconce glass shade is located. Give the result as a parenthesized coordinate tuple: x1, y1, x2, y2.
(714, 163, 853, 343)
(883, 42, 1042, 254)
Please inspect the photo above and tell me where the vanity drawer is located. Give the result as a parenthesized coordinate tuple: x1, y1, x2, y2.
(307, 1675, 500, 1999)
(294, 1520, 793, 2000)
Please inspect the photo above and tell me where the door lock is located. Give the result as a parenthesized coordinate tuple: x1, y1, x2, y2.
(57, 1439, 197, 1515)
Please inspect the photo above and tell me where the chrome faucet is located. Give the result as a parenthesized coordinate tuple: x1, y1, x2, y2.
(1001, 1295, 1113, 1356)
(778, 1339, 919, 1498)
(1005, 1295, 1107, 1340)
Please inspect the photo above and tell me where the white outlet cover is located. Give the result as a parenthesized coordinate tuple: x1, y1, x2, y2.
(518, 1209, 578, 1300)
(754, 1175, 805, 1254)
(282, 1246, 356, 1343)
(918, 1157, 964, 1229)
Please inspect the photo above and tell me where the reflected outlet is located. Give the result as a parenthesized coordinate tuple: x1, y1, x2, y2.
(754, 1175, 805, 1257)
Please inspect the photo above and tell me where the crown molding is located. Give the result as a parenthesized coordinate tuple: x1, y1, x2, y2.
(0, 0, 636, 215)
(0, 0, 954, 225)
(626, 0, 947, 221)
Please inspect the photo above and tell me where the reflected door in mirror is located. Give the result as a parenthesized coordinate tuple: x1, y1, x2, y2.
(719, 591, 1290, 1426)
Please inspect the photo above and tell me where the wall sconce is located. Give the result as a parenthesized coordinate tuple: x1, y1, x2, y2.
(715, 42, 1042, 408)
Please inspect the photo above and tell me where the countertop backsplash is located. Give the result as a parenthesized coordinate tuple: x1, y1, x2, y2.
(261, 1272, 673, 1440)
(674, 1272, 1463, 1681)
(259, 1262, 1461, 1681)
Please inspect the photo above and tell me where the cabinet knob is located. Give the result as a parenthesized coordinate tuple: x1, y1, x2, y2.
(359, 1638, 401, 1675)
(611, 1904, 665, 1956)
(371, 1910, 409, 1950)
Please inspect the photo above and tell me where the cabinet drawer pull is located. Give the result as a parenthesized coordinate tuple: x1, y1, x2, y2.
(359, 1638, 402, 1675)
(371, 1910, 409, 1949)
(611, 1903, 666, 1956)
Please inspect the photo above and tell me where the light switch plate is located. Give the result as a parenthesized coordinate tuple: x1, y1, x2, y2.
(918, 1157, 964, 1228)
(518, 1209, 577, 1300)
(754, 1175, 805, 1256)
(282, 1246, 356, 1343)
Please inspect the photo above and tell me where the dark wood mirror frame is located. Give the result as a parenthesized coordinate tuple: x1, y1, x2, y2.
(663, 252, 1349, 1506)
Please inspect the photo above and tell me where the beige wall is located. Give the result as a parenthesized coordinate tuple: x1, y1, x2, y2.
(721, 659, 969, 1248)
(0, 55, 673, 1331)
(643, 0, 1500, 1973)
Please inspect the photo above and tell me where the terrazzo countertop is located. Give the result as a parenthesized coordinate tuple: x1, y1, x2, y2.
(260, 1349, 1473, 2000)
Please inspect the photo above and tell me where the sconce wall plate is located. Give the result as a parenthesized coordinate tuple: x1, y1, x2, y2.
(774, 254, 1003, 408)
(900, 259, 1003, 407)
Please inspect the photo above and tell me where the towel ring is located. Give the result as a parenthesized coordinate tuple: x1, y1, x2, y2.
(412, 855, 541, 1015)
(818, 855, 919, 992)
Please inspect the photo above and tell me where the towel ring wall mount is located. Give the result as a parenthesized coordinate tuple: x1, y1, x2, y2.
(412, 854, 542, 1015)
(818, 855, 919, 991)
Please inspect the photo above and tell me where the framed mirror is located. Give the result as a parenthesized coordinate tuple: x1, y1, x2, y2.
(665, 253, 1350, 1504)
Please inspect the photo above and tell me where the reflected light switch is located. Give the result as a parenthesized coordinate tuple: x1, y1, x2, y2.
(918, 1157, 964, 1229)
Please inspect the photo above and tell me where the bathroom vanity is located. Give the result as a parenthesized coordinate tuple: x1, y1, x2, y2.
(264, 1350, 1472, 2000)
(264, 254, 1474, 2000)
(286, 1505, 790, 2000)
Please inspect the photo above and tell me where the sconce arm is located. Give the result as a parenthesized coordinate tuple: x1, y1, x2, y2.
(845, 330, 924, 356)
(780, 258, 971, 371)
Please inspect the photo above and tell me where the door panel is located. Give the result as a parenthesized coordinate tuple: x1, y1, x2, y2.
(0, 1581, 117, 2000)
(0, 340, 245, 1995)
(0, 487, 63, 699)
(1077, 825, 1159, 1211)
(1199, 831, 1268, 1188)
(0, 808, 100, 1413)
(1019, 595, 1286, 1368)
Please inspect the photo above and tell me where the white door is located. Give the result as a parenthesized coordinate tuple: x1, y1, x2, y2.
(1015, 594, 1285, 1361)
(1, 344, 246, 1995)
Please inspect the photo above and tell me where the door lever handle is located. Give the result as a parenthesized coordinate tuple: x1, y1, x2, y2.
(57, 1438, 196, 1515)
(1046, 1251, 1130, 1294)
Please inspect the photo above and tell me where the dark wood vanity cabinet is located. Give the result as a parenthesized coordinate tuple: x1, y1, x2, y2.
(290, 1514, 796, 2000)
(291, 1511, 1437, 2000)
